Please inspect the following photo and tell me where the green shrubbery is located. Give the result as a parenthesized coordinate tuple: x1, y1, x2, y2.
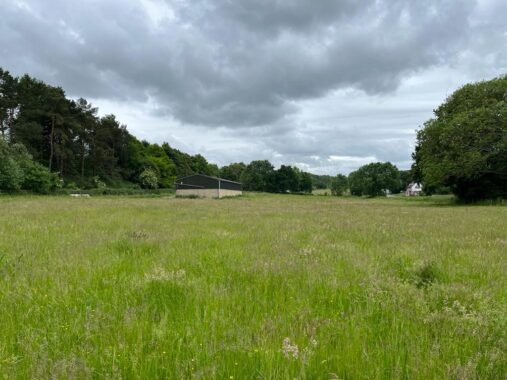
(0, 138, 56, 193)
(139, 168, 159, 189)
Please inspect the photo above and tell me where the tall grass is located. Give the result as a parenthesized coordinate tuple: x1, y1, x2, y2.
(0, 194, 505, 379)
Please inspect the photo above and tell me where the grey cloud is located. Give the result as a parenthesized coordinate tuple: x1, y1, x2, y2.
(1, 0, 506, 174)
(0, 0, 491, 127)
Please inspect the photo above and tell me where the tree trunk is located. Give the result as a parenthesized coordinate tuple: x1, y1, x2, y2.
(7, 109, 13, 142)
(81, 141, 85, 185)
(49, 115, 55, 171)
(60, 152, 64, 177)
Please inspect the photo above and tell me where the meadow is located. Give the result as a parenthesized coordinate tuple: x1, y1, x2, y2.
(0, 194, 505, 379)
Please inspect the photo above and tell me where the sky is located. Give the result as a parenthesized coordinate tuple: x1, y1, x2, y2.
(1, 0, 506, 174)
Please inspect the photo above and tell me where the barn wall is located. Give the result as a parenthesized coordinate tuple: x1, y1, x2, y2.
(176, 189, 219, 198)
(175, 189, 242, 198)
(218, 189, 242, 198)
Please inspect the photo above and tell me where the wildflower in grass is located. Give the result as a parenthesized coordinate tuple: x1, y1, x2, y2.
(144, 267, 186, 283)
(281, 337, 299, 359)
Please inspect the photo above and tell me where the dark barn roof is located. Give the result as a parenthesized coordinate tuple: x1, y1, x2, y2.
(175, 174, 242, 191)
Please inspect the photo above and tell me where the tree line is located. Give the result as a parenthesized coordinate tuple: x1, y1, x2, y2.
(326, 163, 412, 197)
(2, 68, 504, 200)
(219, 161, 312, 193)
(0, 68, 314, 193)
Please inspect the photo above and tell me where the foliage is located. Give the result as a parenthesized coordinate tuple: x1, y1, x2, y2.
(412, 76, 507, 201)
(240, 161, 313, 194)
(299, 172, 313, 193)
(0, 138, 54, 193)
(273, 165, 301, 193)
(18, 156, 55, 194)
(348, 162, 400, 196)
(219, 162, 246, 182)
(139, 168, 159, 189)
(330, 174, 348, 196)
(93, 176, 107, 189)
(240, 160, 275, 191)
(310, 173, 333, 189)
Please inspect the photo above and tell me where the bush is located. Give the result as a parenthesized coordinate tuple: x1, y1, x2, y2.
(21, 161, 54, 193)
(93, 176, 107, 189)
(139, 168, 159, 189)
(0, 139, 55, 193)
(0, 155, 23, 191)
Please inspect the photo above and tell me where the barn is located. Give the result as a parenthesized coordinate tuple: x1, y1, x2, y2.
(175, 174, 242, 198)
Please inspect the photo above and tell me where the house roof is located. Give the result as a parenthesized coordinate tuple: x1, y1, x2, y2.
(407, 182, 423, 191)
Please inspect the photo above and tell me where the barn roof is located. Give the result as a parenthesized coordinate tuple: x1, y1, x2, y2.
(175, 174, 241, 185)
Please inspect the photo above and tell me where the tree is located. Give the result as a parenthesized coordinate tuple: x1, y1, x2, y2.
(330, 174, 348, 196)
(275, 165, 300, 193)
(299, 172, 313, 193)
(311, 173, 333, 189)
(412, 76, 507, 201)
(220, 162, 246, 182)
(0, 69, 19, 141)
(240, 160, 274, 191)
(145, 144, 177, 188)
(0, 138, 23, 191)
(73, 98, 98, 185)
(348, 162, 400, 196)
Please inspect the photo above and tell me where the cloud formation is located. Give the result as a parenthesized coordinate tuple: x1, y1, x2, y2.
(1, 0, 506, 173)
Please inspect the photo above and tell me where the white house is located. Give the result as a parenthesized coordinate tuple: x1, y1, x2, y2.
(405, 182, 423, 196)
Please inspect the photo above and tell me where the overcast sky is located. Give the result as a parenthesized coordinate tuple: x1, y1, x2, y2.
(1, 0, 506, 174)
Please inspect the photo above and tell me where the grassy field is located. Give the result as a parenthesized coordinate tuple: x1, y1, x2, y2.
(0, 194, 505, 379)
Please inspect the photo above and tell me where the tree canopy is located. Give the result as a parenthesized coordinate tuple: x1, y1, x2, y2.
(331, 174, 348, 196)
(348, 162, 400, 197)
(239, 161, 313, 194)
(412, 76, 507, 200)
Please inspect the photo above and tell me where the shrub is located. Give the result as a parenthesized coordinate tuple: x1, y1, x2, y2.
(21, 161, 54, 193)
(0, 139, 56, 193)
(139, 168, 159, 189)
(93, 176, 107, 189)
